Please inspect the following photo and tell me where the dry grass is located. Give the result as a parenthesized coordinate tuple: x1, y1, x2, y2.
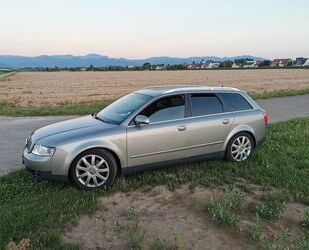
(1, 69, 309, 107)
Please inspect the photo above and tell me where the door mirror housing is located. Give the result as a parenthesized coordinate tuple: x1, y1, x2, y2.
(135, 115, 150, 126)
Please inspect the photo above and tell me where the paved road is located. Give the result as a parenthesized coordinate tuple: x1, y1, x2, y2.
(0, 94, 309, 175)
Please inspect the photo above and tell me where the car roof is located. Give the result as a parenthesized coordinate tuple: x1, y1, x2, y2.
(135, 85, 242, 97)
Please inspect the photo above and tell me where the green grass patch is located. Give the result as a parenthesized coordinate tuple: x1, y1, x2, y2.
(0, 101, 107, 116)
(0, 118, 309, 248)
(250, 214, 263, 241)
(251, 88, 309, 99)
(202, 189, 244, 225)
(256, 193, 287, 220)
(301, 208, 309, 228)
(0, 71, 15, 81)
(1, 88, 309, 116)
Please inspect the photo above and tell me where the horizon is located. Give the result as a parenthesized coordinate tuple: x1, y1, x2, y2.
(1, 0, 309, 58)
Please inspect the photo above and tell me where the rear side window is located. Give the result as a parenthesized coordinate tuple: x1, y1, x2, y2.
(219, 93, 253, 111)
(191, 94, 223, 116)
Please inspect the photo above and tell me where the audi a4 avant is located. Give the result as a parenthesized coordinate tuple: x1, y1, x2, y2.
(23, 86, 268, 189)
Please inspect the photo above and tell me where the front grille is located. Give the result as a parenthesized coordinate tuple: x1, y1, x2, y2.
(26, 137, 33, 152)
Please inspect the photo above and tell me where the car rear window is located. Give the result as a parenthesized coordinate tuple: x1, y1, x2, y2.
(191, 94, 223, 116)
(219, 93, 253, 111)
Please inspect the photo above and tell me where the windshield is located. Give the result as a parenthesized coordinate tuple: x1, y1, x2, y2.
(96, 93, 152, 124)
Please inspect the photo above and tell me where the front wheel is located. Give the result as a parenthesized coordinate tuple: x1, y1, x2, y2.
(70, 149, 117, 189)
(225, 132, 254, 162)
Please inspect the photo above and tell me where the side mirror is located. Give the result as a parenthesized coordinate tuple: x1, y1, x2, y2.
(135, 115, 150, 126)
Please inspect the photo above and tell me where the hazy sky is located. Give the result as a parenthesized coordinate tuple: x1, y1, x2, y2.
(0, 0, 308, 58)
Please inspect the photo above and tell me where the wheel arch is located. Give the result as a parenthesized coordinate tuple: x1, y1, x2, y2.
(224, 125, 257, 150)
(66, 142, 124, 177)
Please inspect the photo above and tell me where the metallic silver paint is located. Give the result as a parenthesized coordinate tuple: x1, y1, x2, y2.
(22, 86, 267, 180)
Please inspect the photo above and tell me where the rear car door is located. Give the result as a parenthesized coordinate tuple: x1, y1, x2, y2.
(183, 93, 234, 157)
(126, 94, 190, 167)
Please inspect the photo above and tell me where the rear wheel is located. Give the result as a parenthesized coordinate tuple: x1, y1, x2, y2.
(70, 149, 117, 189)
(225, 132, 254, 162)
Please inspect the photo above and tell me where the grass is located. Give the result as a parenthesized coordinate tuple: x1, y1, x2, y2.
(300, 208, 309, 228)
(0, 117, 309, 249)
(0, 101, 107, 116)
(250, 214, 263, 241)
(256, 194, 287, 219)
(127, 207, 145, 250)
(1, 88, 309, 116)
(251, 88, 309, 99)
(202, 189, 244, 225)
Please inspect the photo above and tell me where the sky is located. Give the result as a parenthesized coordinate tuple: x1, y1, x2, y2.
(0, 0, 308, 59)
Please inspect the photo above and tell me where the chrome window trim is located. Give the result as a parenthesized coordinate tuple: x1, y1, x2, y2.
(123, 90, 258, 127)
(126, 108, 258, 127)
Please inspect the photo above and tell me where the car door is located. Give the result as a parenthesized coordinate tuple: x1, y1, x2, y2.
(183, 93, 234, 157)
(126, 94, 189, 167)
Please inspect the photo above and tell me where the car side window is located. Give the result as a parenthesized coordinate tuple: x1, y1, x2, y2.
(219, 93, 253, 111)
(191, 94, 223, 116)
(140, 95, 185, 123)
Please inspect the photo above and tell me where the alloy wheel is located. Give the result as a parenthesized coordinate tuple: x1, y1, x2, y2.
(231, 135, 252, 161)
(75, 154, 110, 188)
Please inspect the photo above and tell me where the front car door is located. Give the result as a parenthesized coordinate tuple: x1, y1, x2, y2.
(126, 94, 190, 167)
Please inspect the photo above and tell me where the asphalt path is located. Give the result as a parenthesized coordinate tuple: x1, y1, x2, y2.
(0, 94, 308, 175)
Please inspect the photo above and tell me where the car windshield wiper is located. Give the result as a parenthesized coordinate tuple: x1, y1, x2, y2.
(92, 113, 114, 124)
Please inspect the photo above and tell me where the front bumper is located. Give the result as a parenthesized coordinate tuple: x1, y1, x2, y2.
(22, 147, 68, 182)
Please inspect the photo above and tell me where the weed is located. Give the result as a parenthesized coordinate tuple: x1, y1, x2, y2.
(265, 229, 290, 250)
(127, 207, 145, 250)
(256, 194, 287, 219)
(250, 213, 263, 241)
(300, 208, 309, 228)
(114, 220, 125, 234)
(203, 189, 244, 225)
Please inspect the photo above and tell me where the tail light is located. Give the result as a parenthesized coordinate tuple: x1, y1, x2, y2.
(263, 112, 269, 126)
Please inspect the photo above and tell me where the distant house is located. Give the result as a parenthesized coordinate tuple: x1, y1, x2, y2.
(187, 63, 198, 70)
(272, 59, 292, 67)
(155, 65, 164, 70)
(303, 59, 309, 67)
(232, 62, 240, 68)
(201, 62, 220, 69)
(294, 57, 308, 66)
(0, 68, 11, 72)
(243, 61, 258, 68)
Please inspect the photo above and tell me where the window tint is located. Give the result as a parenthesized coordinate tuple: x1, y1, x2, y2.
(220, 93, 253, 111)
(140, 95, 185, 123)
(191, 94, 223, 116)
(97, 93, 152, 124)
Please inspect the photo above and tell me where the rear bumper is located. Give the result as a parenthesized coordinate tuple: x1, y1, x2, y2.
(22, 147, 68, 182)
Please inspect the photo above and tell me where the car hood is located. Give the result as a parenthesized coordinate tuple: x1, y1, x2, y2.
(31, 115, 116, 144)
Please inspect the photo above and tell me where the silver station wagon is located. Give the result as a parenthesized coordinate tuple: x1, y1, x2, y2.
(23, 86, 268, 189)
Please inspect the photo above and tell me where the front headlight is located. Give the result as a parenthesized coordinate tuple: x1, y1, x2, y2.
(32, 144, 56, 156)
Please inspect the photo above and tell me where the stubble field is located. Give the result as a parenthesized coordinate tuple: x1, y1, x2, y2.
(1, 69, 309, 107)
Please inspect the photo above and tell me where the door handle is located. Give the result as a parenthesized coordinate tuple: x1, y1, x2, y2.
(177, 125, 187, 131)
(222, 119, 230, 125)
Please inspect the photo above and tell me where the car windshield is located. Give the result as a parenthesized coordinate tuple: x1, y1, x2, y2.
(96, 93, 152, 124)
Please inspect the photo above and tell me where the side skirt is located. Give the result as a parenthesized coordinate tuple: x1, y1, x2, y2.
(122, 151, 225, 175)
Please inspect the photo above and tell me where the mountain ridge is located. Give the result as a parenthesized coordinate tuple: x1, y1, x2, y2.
(0, 54, 266, 68)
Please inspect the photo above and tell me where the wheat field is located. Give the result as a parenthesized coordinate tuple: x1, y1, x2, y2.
(1, 69, 309, 106)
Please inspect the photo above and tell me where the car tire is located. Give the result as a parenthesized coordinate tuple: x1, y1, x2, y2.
(225, 132, 254, 162)
(69, 148, 117, 189)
